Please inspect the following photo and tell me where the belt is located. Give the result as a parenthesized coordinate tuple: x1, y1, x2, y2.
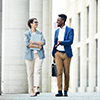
(56, 50, 65, 53)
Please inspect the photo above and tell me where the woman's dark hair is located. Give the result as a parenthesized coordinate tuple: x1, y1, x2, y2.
(58, 14, 67, 23)
(28, 18, 37, 28)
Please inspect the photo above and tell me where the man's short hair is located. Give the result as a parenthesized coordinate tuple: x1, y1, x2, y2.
(58, 14, 67, 23)
(28, 18, 37, 28)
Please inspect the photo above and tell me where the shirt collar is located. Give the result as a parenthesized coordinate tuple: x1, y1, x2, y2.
(29, 29, 38, 35)
(60, 25, 66, 30)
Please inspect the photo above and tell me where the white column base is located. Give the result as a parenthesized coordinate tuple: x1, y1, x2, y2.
(69, 87, 77, 93)
(77, 87, 86, 92)
(3, 65, 28, 94)
(94, 86, 100, 92)
(86, 87, 95, 92)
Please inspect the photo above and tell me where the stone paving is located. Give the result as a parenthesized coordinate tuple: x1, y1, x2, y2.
(0, 92, 100, 100)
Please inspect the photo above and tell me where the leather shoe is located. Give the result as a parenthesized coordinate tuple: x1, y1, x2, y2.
(35, 92, 40, 95)
(64, 91, 68, 97)
(55, 91, 63, 97)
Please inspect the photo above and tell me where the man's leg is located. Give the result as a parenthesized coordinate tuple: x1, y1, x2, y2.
(55, 52, 63, 96)
(63, 53, 71, 92)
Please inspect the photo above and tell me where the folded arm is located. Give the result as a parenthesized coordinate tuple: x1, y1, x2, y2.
(30, 33, 46, 46)
(24, 33, 42, 49)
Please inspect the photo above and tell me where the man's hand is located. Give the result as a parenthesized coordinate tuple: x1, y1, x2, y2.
(55, 41, 62, 47)
(53, 57, 55, 63)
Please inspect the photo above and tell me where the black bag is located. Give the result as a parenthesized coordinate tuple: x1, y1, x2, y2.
(52, 63, 57, 77)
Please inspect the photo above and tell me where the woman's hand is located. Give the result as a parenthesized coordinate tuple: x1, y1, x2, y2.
(29, 40, 35, 44)
(29, 40, 32, 44)
(38, 45, 42, 49)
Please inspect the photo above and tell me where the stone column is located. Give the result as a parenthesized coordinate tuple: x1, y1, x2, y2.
(87, 0, 96, 92)
(47, 0, 52, 92)
(29, 0, 43, 30)
(3, 0, 29, 93)
(97, 0, 100, 92)
(42, 0, 52, 92)
(0, 0, 2, 95)
(78, 0, 87, 92)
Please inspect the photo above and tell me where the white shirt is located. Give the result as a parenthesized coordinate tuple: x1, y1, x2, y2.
(32, 32, 38, 54)
(56, 25, 66, 51)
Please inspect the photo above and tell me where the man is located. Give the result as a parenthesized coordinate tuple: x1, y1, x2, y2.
(52, 14, 74, 97)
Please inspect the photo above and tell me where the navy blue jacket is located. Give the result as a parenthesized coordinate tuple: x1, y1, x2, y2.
(52, 26, 74, 58)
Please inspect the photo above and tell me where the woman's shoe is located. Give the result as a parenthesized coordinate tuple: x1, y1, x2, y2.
(35, 91, 40, 95)
(30, 93, 37, 97)
(35, 86, 40, 95)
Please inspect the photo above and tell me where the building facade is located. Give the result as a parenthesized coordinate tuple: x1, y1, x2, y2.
(52, 0, 100, 93)
(66, 0, 100, 92)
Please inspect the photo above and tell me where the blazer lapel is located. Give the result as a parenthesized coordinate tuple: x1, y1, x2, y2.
(56, 28, 60, 39)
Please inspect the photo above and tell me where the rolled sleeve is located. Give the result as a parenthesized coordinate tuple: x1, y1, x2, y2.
(24, 32, 30, 47)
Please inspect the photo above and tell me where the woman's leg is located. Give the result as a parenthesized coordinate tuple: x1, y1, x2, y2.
(25, 59, 35, 96)
(34, 54, 43, 93)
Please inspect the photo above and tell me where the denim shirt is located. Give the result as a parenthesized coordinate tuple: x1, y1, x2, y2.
(24, 29, 46, 60)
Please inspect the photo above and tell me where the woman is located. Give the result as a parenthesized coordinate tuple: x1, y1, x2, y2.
(24, 18, 46, 97)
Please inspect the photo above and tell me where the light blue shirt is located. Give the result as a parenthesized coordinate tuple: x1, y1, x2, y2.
(24, 29, 46, 60)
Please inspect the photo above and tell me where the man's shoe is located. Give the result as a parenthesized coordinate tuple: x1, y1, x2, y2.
(55, 91, 63, 97)
(64, 91, 68, 97)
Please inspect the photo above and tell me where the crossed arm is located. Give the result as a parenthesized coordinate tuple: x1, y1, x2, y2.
(27, 40, 43, 49)
(24, 33, 44, 49)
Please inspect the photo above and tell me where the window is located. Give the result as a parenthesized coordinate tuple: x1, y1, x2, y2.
(87, 6, 89, 38)
(86, 44, 89, 87)
(96, 39, 98, 86)
(96, 0, 98, 33)
(78, 48, 80, 87)
(78, 13, 81, 42)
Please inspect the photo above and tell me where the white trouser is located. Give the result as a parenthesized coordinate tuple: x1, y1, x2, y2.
(25, 53, 43, 90)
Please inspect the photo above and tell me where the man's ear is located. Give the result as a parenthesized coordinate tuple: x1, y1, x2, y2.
(62, 20, 64, 23)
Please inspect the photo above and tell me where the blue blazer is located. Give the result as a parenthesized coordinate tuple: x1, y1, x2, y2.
(52, 26, 74, 58)
(24, 29, 46, 60)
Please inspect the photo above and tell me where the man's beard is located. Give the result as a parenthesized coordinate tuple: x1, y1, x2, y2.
(57, 24, 62, 27)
